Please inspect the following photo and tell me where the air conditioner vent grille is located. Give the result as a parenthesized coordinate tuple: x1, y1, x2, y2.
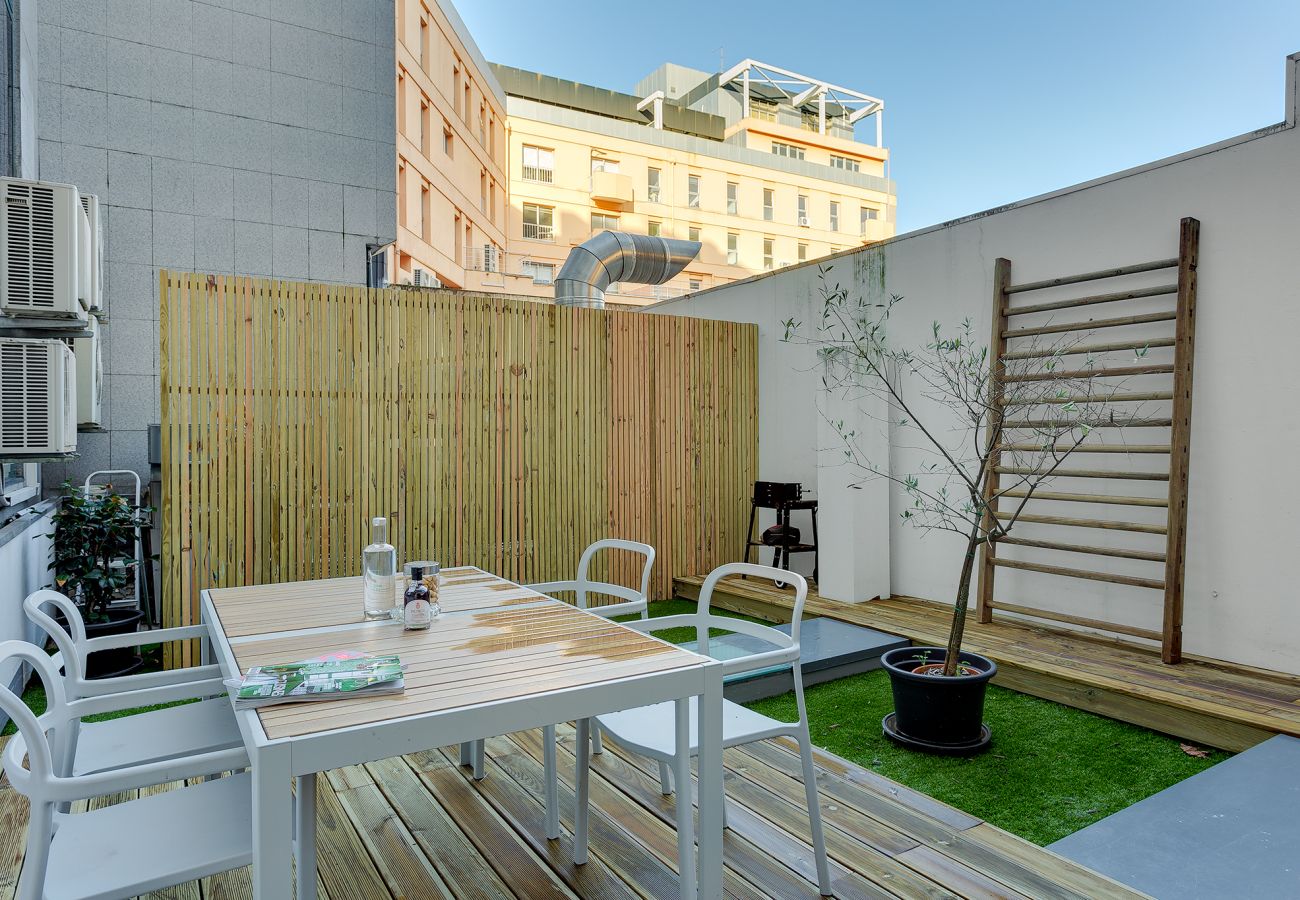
(4, 182, 57, 310)
(1, 341, 50, 450)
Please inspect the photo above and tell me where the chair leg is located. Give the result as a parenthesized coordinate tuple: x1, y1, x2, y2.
(743, 503, 757, 566)
(574, 718, 591, 864)
(543, 724, 560, 840)
(472, 738, 485, 780)
(796, 725, 833, 895)
(16, 801, 52, 900)
(658, 759, 673, 795)
(591, 722, 604, 755)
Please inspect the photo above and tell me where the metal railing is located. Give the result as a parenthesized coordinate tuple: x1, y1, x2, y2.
(522, 165, 554, 183)
(522, 223, 554, 241)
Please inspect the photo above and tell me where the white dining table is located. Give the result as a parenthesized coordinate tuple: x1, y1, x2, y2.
(201, 566, 725, 899)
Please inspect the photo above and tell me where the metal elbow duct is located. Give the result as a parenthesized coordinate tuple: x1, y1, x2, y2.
(555, 231, 701, 308)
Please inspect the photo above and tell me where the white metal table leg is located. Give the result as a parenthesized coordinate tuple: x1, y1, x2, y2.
(543, 723, 560, 839)
(295, 772, 318, 900)
(574, 718, 591, 863)
(251, 745, 293, 900)
(696, 666, 724, 900)
(674, 696, 695, 899)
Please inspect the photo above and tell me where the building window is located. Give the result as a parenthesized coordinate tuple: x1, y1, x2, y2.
(726, 181, 738, 215)
(419, 100, 429, 155)
(797, 194, 809, 226)
(463, 79, 471, 124)
(1, 462, 38, 506)
(831, 154, 860, 172)
(647, 167, 661, 202)
(443, 122, 453, 156)
(689, 278, 702, 291)
(397, 163, 407, 224)
(522, 145, 554, 183)
(419, 17, 429, 71)
(479, 104, 487, 146)
(648, 219, 661, 237)
(488, 181, 495, 224)
(420, 183, 430, 242)
(763, 238, 774, 270)
(523, 203, 554, 241)
(798, 243, 808, 262)
(688, 225, 700, 242)
(453, 211, 461, 264)
(488, 114, 496, 156)
(750, 97, 777, 122)
(591, 156, 620, 174)
(591, 212, 620, 232)
(522, 260, 555, 285)
(453, 62, 461, 116)
(829, 201, 840, 231)
(762, 188, 774, 221)
(860, 206, 879, 234)
(771, 141, 805, 160)
(397, 73, 406, 133)
(687, 174, 700, 208)
(480, 170, 487, 213)
(726, 232, 738, 265)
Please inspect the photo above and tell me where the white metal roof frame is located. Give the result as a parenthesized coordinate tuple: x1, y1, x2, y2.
(718, 59, 885, 145)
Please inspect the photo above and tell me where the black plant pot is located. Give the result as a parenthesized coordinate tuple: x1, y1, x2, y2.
(880, 646, 996, 755)
(57, 607, 145, 679)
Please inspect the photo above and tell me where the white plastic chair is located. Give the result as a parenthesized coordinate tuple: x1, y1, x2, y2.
(24, 590, 240, 785)
(0, 641, 252, 900)
(463, 538, 656, 842)
(573, 562, 832, 896)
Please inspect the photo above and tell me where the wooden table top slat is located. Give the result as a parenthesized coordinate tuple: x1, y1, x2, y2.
(208, 571, 703, 741)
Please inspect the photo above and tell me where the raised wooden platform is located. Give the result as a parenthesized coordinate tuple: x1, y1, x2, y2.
(674, 575, 1300, 753)
(0, 726, 1143, 899)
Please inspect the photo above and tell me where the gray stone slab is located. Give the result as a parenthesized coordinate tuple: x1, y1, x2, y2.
(1050, 735, 1300, 899)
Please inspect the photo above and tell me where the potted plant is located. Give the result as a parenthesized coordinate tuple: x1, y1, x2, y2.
(784, 266, 1141, 754)
(48, 480, 151, 678)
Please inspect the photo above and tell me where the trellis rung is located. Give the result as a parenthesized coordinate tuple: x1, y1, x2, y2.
(1000, 489, 1168, 508)
(1002, 363, 1175, 382)
(989, 601, 1163, 642)
(1004, 284, 1179, 316)
(1002, 339, 1175, 361)
(994, 511, 1168, 534)
(991, 557, 1165, 590)
(1001, 417, 1172, 429)
(1005, 258, 1178, 294)
(996, 535, 1166, 562)
(995, 467, 1169, 481)
(1003, 310, 1177, 340)
(997, 443, 1171, 453)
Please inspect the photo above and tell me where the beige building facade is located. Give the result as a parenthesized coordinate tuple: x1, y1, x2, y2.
(394, 0, 507, 290)
(395, 4, 896, 304)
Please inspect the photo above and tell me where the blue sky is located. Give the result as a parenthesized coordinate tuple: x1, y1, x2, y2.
(458, 0, 1300, 234)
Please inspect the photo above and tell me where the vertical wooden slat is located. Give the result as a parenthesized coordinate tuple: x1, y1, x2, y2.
(1163, 218, 1199, 664)
(976, 257, 1012, 624)
(159, 279, 759, 642)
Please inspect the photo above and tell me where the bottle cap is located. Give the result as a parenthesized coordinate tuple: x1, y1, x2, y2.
(408, 565, 424, 581)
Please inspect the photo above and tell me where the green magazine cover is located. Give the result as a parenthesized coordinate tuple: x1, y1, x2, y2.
(233, 655, 405, 708)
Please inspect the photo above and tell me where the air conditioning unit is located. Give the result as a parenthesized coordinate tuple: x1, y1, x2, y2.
(798, 216, 810, 227)
(0, 178, 88, 320)
(412, 268, 442, 289)
(74, 315, 103, 428)
(79, 193, 103, 312)
(0, 337, 77, 455)
(483, 244, 500, 273)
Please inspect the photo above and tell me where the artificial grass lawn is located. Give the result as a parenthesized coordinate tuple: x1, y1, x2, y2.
(640, 599, 1231, 846)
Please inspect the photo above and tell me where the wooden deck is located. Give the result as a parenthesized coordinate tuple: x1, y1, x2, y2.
(674, 575, 1300, 753)
(0, 725, 1143, 899)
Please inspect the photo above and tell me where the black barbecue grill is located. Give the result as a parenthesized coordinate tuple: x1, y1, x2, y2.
(743, 481, 819, 580)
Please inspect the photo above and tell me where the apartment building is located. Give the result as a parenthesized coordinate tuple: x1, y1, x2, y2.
(489, 61, 896, 304)
(394, 0, 507, 289)
(396, 2, 897, 304)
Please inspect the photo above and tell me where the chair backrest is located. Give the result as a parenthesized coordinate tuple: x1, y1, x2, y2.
(0, 641, 69, 798)
(575, 539, 656, 611)
(686, 562, 808, 678)
(24, 589, 93, 691)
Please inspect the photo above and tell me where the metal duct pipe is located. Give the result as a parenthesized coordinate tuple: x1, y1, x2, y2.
(555, 231, 701, 308)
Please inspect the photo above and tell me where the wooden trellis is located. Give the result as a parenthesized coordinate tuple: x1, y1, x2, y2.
(976, 218, 1199, 663)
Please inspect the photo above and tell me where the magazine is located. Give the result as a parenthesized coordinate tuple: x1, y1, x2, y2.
(227, 654, 405, 709)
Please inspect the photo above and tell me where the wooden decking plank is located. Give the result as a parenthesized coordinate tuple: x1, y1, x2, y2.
(965, 823, 1152, 900)
(513, 727, 843, 900)
(366, 756, 516, 900)
(895, 844, 1037, 900)
(329, 776, 457, 899)
(478, 735, 681, 899)
(749, 738, 1145, 900)
(312, 768, 398, 900)
(0, 751, 28, 899)
(404, 748, 579, 900)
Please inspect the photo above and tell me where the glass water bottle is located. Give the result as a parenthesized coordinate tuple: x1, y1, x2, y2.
(363, 517, 397, 620)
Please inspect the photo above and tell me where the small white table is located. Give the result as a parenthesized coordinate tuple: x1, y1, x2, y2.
(201, 567, 725, 899)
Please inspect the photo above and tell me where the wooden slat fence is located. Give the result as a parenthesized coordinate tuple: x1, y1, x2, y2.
(159, 273, 757, 666)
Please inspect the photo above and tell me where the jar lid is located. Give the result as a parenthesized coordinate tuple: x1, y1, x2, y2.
(408, 565, 424, 581)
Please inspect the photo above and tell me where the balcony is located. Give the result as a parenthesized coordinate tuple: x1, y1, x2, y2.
(589, 170, 634, 207)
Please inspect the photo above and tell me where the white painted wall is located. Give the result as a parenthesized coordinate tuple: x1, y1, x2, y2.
(0, 502, 58, 706)
(653, 54, 1300, 676)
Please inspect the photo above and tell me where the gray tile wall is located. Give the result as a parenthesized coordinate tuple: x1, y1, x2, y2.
(36, 0, 397, 491)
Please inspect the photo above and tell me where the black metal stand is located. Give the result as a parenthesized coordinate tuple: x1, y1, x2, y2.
(742, 482, 819, 582)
